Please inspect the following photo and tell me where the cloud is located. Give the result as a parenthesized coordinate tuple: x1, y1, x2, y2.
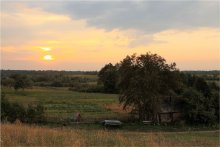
(1, 3, 72, 47)
(1, 3, 136, 67)
(25, 1, 219, 33)
(1, 1, 219, 70)
(2, 1, 219, 48)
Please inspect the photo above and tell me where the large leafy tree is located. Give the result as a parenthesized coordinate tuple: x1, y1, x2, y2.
(118, 53, 180, 121)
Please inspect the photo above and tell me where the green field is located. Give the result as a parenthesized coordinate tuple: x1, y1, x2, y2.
(2, 87, 129, 122)
(2, 82, 220, 147)
(3, 86, 219, 131)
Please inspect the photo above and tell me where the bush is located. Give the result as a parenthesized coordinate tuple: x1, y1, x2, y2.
(181, 88, 216, 125)
(26, 104, 45, 123)
(8, 103, 26, 123)
(1, 95, 45, 123)
(1, 94, 11, 121)
(1, 97, 26, 123)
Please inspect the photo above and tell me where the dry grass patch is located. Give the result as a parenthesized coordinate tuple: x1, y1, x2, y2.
(104, 103, 132, 113)
(1, 123, 219, 147)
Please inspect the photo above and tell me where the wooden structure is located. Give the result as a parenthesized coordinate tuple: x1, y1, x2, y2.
(141, 96, 182, 124)
(158, 111, 181, 123)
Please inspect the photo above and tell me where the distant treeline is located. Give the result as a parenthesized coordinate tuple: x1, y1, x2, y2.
(2, 69, 219, 77)
(1, 70, 98, 78)
(183, 70, 220, 81)
(183, 70, 220, 75)
(1, 70, 101, 93)
(1, 69, 219, 91)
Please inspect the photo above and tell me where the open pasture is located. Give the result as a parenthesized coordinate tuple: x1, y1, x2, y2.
(2, 87, 128, 122)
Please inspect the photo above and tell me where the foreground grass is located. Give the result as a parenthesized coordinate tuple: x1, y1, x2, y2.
(1, 123, 219, 147)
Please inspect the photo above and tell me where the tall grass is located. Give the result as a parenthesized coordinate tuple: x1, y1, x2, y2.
(1, 123, 219, 146)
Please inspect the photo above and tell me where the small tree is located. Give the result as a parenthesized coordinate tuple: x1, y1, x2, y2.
(118, 53, 180, 121)
(98, 63, 119, 93)
(11, 74, 33, 91)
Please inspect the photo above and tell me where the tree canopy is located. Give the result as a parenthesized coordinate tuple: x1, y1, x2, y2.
(10, 74, 33, 90)
(98, 63, 119, 93)
(118, 53, 180, 121)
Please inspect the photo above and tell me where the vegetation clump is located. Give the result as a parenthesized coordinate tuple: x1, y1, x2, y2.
(98, 52, 219, 125)
(1, 93, 45, 124)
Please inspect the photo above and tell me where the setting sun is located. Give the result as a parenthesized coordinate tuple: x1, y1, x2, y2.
(43, 55, 54, 61)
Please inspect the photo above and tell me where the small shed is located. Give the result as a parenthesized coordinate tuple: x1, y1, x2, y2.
(158, 111, 182, 123)
(157, 96, 182, 123)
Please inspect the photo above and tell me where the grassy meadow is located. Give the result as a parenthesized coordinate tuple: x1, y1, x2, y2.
(2, 86, 129, 123)
(1, 74, 220, 146)
(1, 123, 219, 147)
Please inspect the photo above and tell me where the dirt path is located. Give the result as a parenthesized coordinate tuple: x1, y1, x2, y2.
(122, 130, 220, 135)
(161, 130, 220, 134)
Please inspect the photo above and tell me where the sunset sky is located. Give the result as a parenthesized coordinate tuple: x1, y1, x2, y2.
(1, 1, 220, 71)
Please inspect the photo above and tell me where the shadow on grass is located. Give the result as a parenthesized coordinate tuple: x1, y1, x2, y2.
(39, 121, 220, 133)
